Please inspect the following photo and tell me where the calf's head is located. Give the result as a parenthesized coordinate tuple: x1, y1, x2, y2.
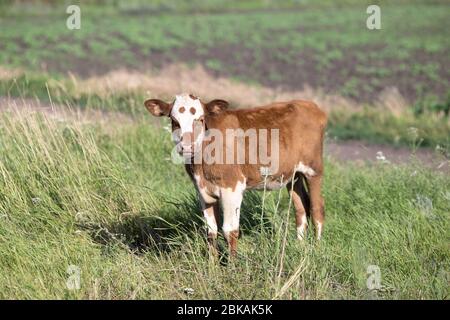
(144, 94, 228, 158)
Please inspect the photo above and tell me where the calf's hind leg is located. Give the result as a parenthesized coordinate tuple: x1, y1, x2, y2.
(287, 175, 309, 240)
(305, 174, 325, 240)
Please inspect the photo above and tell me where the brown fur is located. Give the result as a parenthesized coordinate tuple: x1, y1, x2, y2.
(195, 100, 326, 190)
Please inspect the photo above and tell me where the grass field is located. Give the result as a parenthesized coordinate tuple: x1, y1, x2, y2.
(0, 109, 448, 299)
(0, 1, 449, 104)
(0, 0, 449, 299)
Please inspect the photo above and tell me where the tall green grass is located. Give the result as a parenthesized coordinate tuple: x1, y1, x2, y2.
(328, 108, 450, 148)
(0, 108, 448, 299)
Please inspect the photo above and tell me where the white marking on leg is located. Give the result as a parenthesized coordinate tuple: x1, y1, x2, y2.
(297, 214, 308, 240)
(316, 221, 323, 240)
(203, 209, 218, 235)
(221, 180, 246, 237)
(200, 197, 218, 239)
(295, 162, 316, 177)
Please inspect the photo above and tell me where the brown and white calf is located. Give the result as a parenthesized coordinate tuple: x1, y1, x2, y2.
(145, 94, 327, 257)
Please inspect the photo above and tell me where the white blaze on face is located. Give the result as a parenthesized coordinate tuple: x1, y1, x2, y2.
(171, 94, 204, 146)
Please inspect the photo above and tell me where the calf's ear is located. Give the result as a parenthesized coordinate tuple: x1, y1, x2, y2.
(205, 99, 229, 115)
(144, 99, 172, 117)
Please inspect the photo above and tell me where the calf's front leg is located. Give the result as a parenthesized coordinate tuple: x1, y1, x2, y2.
(201, 201, 220, 256)
(220, 184, 244, 257)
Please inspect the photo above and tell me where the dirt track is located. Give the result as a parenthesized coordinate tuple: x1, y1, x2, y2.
(326, 140, 448, 172)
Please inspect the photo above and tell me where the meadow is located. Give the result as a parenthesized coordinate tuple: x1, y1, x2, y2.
(0, 0, 449, 299)
(0, 108, 448, 299)
(0, 1, 449, 104)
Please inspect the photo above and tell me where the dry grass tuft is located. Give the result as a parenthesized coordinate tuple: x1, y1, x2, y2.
(0, 66, 23, 80)
(376, 87, 410, 116)
(76, 64, 369, 112)
(1, 63, 412, 113)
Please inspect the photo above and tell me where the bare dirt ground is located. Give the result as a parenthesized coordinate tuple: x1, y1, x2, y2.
(326, 140, 449, 172)
(27, 36, 450, 104)
(1, 96, 448, 173)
